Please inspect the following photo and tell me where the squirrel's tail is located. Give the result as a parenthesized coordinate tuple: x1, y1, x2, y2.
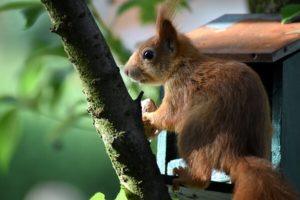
(229, 156, 296, 200)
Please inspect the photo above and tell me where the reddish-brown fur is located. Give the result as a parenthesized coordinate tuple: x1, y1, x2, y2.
(124, 6, 296, 200)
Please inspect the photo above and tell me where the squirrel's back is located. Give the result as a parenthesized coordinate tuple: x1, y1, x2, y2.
(176, 59, 272, 165)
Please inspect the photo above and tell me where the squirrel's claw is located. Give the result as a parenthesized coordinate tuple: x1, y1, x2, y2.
(173, 167, 211, 190)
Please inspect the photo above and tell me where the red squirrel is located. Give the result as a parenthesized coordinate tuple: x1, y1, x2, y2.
(123, 2, 296, 199)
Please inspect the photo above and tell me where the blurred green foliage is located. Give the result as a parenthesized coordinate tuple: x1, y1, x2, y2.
(0, 0, 188, 199)
(0, 1, 43, 28)
(248, 0, 288, 13)
(117, 0, 189, 23)
(280, 4, 300, 23)
(0, 108, 21, 173)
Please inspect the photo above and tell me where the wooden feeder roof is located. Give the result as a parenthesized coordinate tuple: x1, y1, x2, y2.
(187, 14, 300, 63)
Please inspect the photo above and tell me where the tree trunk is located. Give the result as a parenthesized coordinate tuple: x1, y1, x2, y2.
(40, 0, 171, 199)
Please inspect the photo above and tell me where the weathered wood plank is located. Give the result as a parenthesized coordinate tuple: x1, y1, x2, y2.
(168, 186, 232, 200)
(187, 14, 300, 63)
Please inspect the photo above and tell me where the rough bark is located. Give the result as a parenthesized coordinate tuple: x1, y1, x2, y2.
(40, 0, 171, 199)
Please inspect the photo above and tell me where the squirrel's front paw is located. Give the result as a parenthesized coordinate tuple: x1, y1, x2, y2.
(173, 167, 210, 190)
(141, 99, 156, 125)
(141, 99, 159, 138)
(142, 112, 159, 138)
(142, 112, 152, 124)
(141, 98, 157, 113)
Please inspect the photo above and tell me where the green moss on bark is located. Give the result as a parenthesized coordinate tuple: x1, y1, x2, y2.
(95, 119, 143, 198)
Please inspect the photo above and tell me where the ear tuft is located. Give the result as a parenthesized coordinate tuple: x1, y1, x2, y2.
(156, 3, 177, 35)
(156, 1, 179, 53)
(157, 0, 179, 22)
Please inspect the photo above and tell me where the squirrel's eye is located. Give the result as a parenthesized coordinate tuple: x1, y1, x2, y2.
(143, 50, 155, 60)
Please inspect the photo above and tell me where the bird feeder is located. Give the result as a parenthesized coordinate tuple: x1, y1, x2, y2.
(157, 14, 300, 199)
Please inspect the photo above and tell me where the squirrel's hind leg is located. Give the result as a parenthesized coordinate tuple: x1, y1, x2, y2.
(172, 150, 212, 190)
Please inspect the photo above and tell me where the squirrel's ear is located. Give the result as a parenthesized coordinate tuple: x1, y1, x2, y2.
(157, 19, 178, 53)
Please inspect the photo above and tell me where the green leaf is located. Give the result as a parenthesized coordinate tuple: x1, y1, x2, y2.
(0, 2, 40, 12)
(37, 45, 66, 58)
(29, 45, 67, 59)
(126, 82, 141, 99)
(116, 0, 190, 23)
(47, 66, 73, 108)
(0, 108, 22, 174)
(280, 4, 300, 24)
(117, 0, 140, 16)
(115, 188, 128, 200)
(18, 45, 67, 99)
(139, 1, 156, 23)
(180, 0, 191, 10)
(90, 192, 106, 200)
(21, 4, 44, 29)
(18, 57, 43, 98)
(0, 2, 43, 28)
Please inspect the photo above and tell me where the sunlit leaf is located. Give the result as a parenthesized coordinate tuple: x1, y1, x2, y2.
(126, 82, 141, 99)
(18, 58, 43, 98)
(89, 192, 106, 200)
(21, 4, 44, 29)
(115, 188, 128, 200)
(281, 4, 300, 24)
(0, 2, 39, 12)
(0, 108, 22, 174)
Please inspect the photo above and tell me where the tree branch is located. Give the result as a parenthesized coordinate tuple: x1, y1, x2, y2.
(40, 0, 170, 199)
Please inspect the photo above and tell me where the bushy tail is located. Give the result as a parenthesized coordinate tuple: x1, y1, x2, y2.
(230, 156, 297, 200)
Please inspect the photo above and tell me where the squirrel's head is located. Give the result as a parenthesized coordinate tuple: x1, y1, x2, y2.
(124, 15, 179, 85)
